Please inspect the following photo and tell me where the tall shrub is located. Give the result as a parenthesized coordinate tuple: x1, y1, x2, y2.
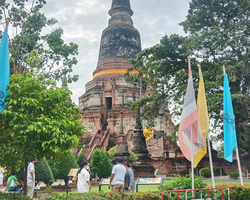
(35, 158, 54, 186)
(77, 153, 87, 165)
(90, 149, 112, 178)
(54, 153, 78, 180)
(48, 161, 58, 179)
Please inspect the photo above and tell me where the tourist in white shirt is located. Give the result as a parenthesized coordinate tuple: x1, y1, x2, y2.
(108, 159, 126, 193)
(77, 161, 91, 193)
(27, 158, 37, 198)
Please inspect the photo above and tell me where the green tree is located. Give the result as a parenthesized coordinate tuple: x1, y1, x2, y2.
(90, 149, 112, 179)
(125, 34, 191, 127)
(180, 0, 250, 156)
(35, 158, 54, 186)
(0, 0, 78, 83)
(0, 73, 86, 194)
(77, 153, 87, 165)
(126, 0, 250, 157)
(54, 153, 78, 181)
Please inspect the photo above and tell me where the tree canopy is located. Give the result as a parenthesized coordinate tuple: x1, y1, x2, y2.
(0, 73, 86, 192)
(126, 0, 250, 155)
(181, 0, 250, 156)
(0, 0, 79, 83)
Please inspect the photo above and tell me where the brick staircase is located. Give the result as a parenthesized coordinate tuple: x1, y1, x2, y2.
(78, 128, 110, 160)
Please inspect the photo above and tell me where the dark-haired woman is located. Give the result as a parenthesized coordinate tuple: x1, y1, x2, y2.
(77, 161, 91, 193)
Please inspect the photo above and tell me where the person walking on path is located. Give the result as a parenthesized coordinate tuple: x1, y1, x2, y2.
(123, 162, 135, 193)
(77, 161, 91, 193)
(27, 158, 37, 198)
(104, 120, 108, 130)
(108, 159, 126, 193)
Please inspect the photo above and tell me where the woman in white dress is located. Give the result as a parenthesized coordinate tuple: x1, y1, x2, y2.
(0, 167, 6, 189)
(77, 161, 91, 193)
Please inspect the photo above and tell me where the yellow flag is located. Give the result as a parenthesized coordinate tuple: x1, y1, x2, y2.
(194, 65, 209, 168)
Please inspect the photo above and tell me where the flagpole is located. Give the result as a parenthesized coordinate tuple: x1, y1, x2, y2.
(207, 131, 215, 188)
(223, 66, 243, 186)
(191, 126, 194, 190)
(188, 56, 195, 191)
(236, 147, 243, 185)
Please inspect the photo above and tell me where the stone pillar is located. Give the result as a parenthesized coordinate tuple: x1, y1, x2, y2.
(114, 112, 129, 161)
(130, 110, 150, 161)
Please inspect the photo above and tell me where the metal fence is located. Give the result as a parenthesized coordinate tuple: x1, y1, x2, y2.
(161, 186, 236, 200)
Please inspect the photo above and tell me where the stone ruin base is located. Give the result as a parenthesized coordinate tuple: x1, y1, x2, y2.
(132, 161, 155, 178)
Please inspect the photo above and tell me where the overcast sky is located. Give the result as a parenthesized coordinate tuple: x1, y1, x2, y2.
(40, 0, 191, 104)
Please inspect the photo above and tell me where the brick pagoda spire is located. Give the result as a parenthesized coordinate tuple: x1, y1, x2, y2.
(79, 0, 143, 137)
(93, 0, 141, 79)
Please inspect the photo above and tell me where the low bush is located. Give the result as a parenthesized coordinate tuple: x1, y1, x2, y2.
(1, 183, 250, 200)
(44, 191, 165, 200)
(199, 167, 211, 178)
(229, 171, 239, 179)
(107, 146, 138, 162)
(158, 175, 207, 199)
(214, 167, 225, 175)
(217, 184, 250, 200)
(0, 193, 30, 200)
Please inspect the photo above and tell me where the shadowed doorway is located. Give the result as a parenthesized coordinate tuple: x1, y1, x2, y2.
(104, 97, 112, 122)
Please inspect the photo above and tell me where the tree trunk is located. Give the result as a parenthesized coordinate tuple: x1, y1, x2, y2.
(23, 158, 28, 195)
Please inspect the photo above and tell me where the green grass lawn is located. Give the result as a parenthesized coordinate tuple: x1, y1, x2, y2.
(65, 179, 250, 194)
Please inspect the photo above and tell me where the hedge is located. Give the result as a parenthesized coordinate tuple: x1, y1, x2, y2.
(229, 171, 239, 179)
(0, 185, 249, 200)
(0, 193, 30, 200)
(199, 168, 211, 178)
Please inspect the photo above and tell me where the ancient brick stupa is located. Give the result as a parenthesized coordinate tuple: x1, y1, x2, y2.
(78, 0, 175, 177)
(79, 0, 143, 139)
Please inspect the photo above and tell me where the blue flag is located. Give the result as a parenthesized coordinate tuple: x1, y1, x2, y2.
(0, 26, 9, 112)
(223, 71, 238, 162)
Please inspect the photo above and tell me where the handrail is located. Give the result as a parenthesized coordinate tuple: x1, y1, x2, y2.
(98, 128, 110, 148)
(161, 186, 236, 200)
(89, 130, 98, 148)
(77, 129, 98, 157)
(87, 128, 110, 160)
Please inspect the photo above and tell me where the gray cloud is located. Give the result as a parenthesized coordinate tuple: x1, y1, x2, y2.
(40, 0, 190, 104)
